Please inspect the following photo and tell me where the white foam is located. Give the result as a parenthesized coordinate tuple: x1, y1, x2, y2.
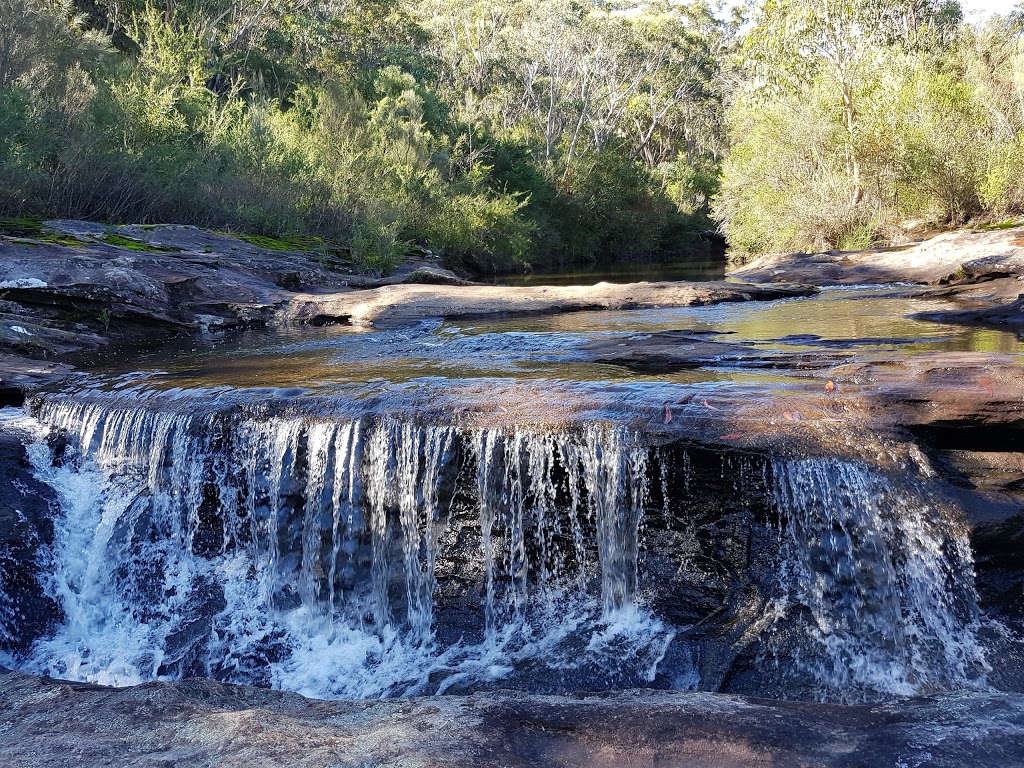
(0, 278, 47, 289)
(770, 458, 990, 700)
(17, 396, 679, 698)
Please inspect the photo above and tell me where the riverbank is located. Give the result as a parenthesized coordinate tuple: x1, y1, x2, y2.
(0, 220, 798, 391)
(730, 226, 1024, 332)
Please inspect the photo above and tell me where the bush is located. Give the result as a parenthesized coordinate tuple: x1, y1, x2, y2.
(890, 66, 988, 224)
(350, 219, 410, 275)
(715, 83, 874, 255)
(717, 41, 1022, 256)
(982, 135, 1024, 214)
(0, 1, 723, 274)
(426, 187, 534, 273)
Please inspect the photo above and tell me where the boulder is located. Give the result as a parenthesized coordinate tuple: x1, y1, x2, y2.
(731, 227, 1024, 286)
(282, 281, 818, 326)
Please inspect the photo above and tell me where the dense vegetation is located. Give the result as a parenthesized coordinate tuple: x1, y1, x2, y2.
(0, 0, 1021, 273)
(719, 0, 1024, 256)
(0, 0, 726, 273)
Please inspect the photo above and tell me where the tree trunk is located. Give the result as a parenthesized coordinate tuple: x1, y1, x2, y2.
(841, 80, 863, 206)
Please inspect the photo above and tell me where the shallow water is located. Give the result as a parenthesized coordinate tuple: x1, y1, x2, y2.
(488, 258, 727, 286)
(80, 287, 1024, 393)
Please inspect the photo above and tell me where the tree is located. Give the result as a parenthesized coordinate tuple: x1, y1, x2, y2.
(740, 0, 959, 207)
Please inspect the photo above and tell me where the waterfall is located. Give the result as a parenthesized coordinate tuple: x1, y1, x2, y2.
(7, 390, 991, 700)
(770, 458, 989, 699)
(20, 393, 671, 697)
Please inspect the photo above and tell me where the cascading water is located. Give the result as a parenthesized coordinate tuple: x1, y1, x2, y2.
(767, 458, 989, 699)
(19, 393, 672, 697)
(6, 388, 992, 701)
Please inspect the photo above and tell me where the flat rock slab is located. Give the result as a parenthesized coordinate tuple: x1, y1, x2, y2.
(0, 222, 811, 385)
(583, 330, 852, 372)
(916, 294, 1024, 330)
(0, 669, 1021, 767)
(731, 228, 1024, 286)
(283, 281, 817, 326)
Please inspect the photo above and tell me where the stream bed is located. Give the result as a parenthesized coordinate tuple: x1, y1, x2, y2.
(2, 286, 1022, 704)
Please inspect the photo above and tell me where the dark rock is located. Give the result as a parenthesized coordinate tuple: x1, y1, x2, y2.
(584, 330, 851, 371)
(0, 429, 62, 652)
(273, 271, 302, 291)
(0, 387, 24, 408)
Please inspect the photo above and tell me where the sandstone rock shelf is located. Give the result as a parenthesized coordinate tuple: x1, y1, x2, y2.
(1, 668, 1021, 768)
(0, 220, 812, 389)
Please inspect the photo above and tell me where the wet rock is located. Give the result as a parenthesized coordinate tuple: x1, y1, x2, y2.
(0, 428, 61, 652)
(916, 293, 1024, 331)
(731, 227, 1024, 286)
(583, 330, 850, 371)
(0, 355, 75, 396)
(0, 223, 814, 386)
(0, 667, 1022, 767)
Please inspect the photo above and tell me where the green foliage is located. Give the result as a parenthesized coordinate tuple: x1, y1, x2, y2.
(0, 217, 43, 236)
(718, 4, 1024, 255)
(426, 186, 534, 273)
(890, 66, 988, 223)
(349, 220, 410, 276)
(234, 233, 325, 252)
(836, 223, 875, 251)
(27, 0, 1022, 274)
(0, 0, 727, 275)
(716, 82, 871, 254)
(982, 136, 1024, 215)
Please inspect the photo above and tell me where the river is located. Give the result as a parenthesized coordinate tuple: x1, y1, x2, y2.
(2, 284, 1022, 704)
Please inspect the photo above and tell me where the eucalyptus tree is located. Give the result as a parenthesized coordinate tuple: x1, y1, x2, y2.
(740, 0, 958, 206)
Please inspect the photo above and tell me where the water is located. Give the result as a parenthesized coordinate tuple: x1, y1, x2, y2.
(489, 258, 726, 286)
(5, 285, 1013, 701)
(77, 286, 1022, 392)
(3, 382, 991, 703)
(770, 458, 988, 698)
(18, 395, 673, 697)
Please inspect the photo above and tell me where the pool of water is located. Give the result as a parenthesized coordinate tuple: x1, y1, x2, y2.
(79, 287, 1022, 394)
(488, 258, 727, 286)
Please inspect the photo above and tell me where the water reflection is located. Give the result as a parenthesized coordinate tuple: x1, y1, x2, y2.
(82, 287, 1022, 392)
(488, 258, 726, 286)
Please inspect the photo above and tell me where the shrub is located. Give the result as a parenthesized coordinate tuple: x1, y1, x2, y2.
(716, 83, 872, 255)
(350, 219, 410, 275)
(426, 188, 534, 274)
(982, 135, 1024, 215)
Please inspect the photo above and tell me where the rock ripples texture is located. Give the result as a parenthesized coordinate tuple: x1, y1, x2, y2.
(1, 668, 1022, 768)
